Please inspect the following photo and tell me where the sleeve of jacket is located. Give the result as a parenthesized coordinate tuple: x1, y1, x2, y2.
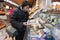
(10, 10, 24, 30)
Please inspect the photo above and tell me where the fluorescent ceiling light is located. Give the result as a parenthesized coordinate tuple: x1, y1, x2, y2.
(4, 0, 19, 7)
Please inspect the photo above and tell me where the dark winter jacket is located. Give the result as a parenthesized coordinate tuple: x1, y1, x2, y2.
(10, 7, 29, 31)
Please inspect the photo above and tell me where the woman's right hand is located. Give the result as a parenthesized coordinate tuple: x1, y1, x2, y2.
(23, 22, 27, 26)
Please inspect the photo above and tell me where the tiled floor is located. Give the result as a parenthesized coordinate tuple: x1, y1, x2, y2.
(0, 20, 15, 40)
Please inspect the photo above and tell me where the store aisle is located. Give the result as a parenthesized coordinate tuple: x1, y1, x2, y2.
(0, 20, 15, 40)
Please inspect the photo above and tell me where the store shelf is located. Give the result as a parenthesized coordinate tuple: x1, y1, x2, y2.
(0, 20, 6, 29)
(0, 11, 5, 15)
(46, 12, 60, 14)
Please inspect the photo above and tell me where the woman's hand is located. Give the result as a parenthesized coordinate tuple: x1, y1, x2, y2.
(23, 22, 31, 26)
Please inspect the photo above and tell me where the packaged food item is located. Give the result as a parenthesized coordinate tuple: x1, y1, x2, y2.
(44, 35, 55, 40)
(58, 18, 60, 24)
(0, 20, 6, 29)
(0, 31, 3, 37)
(43, 28, 51, 35)
(0, 31, 6, 40)
(39, 18, 46, 24)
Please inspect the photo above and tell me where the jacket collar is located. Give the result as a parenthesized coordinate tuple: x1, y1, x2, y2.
(18, 6, 27, 12)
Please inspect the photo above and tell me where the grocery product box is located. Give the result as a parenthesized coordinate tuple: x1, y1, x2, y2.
(27, 34, 42, 40)
(31, 37, 40, 40)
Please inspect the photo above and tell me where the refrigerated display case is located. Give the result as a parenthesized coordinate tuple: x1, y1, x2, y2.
(26, 7, 60, 40)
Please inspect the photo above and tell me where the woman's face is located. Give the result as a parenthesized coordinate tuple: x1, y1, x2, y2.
(23, 5, 30, 12)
